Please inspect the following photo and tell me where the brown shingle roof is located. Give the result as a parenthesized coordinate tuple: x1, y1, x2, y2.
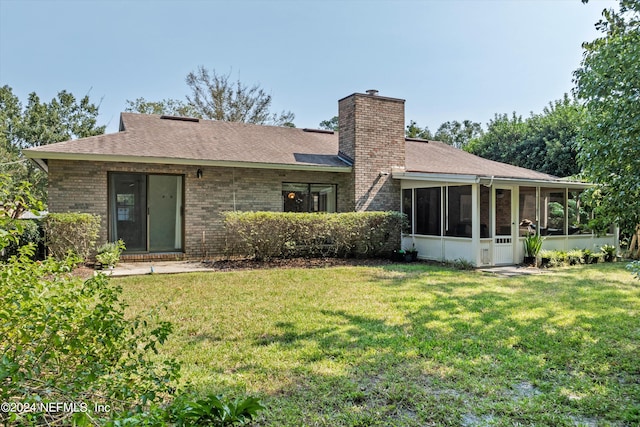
(25, 112, 563, 182)
(405, 139, 560, 181)
(26, 113, 348, 170)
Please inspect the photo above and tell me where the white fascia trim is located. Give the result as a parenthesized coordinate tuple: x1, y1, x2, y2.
(393, 171, 593, 189)
(393, 171, 480, 184)
(23, 151, 353, 173)
(476, 176, 593, 189)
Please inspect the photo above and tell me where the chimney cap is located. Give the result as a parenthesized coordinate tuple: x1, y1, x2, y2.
(365, 89, 379, 96)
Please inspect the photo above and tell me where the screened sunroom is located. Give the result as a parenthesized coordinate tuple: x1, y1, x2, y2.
(398, 177, 617, 267)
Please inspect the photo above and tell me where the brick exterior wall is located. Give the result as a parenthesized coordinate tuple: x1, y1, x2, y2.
(48, 159, 351, 259)
(338, 93, 405, 212)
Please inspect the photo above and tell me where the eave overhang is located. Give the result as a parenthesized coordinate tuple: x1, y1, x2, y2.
(23, 151, 353, 174)
(393, 171, 593, 189)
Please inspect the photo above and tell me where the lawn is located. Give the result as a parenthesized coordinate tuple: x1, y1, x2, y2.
(117, 262, 640, 426)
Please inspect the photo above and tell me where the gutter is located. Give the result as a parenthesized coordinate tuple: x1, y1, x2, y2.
(393, 171, 593, 189)
(23, 151, 353, 174)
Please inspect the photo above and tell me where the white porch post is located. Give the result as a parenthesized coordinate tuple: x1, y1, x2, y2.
(513, 186, 520, 263)
(472, 183, 480, 266)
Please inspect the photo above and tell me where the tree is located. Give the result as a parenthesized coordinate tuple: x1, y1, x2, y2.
(520, 95, 584, 178)
(465, 113, 527, 165)
(126, 67, 296, 127)
(465, 96, 584, 178)
(405, 120, 433, 139)
(574, 0, 640, 234)
(125, 97, 198, 117)
(319, 116, 339, 131)
(0, 85, 105, 204)
(185, 66, 295, 126)
(433, 120, 483, 149)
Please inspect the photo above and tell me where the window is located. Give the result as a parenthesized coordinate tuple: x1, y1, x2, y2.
(568, 190, 592, 234)
(519, 187, 537, 236)
(415, 187, 441, 236)
(540, 188, 565, 235)
(282, 183, 337, 212)
(446, 185, 472, 238)
(402, 189, 413, 233)
(480, 185, 490, 238)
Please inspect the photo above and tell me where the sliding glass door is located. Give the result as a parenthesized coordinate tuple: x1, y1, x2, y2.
(109, 173, 183, 253)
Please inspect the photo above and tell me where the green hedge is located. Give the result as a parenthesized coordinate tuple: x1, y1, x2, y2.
(42, 213, 100, 261)
(223, 211, 406, 260)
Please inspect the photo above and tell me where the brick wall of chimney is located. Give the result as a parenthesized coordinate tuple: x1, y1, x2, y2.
(338, 92, 406, 212)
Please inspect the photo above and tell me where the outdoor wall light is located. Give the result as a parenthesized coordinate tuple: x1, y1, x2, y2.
(196, 169, 203, 179)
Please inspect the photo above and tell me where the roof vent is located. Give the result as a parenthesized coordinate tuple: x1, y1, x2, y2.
(160, 115, 199, 123)
(405, 137, 429, 143)
(366, 89, 379, 96)
(303, 128, 335, 135)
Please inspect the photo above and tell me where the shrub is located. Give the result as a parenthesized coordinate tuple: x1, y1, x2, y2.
(223, 211, 405, 260)
(523, 232, 544, 258)
(601, 244, 617, 262)
(0, 249, 265, 426)
(627, 261, 640, 280)
(0, 250, 179, 425)
(0, 219, 42, 261)
(567, 249, 585, 265)
(96, 239, 126, 268)
(164, 393, 266, 426)
(43, 212, 100, 261)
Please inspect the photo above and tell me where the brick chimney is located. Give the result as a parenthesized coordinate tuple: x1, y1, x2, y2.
(338, 91, 406, 211)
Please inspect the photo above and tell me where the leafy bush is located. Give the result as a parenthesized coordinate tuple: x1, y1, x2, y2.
(43, 212, 100, 261)
(0, 249, 266, 426)
(1, 179, 265, 425)
(96, 239, 126, 268)
(523, 232, 544, 258)
(0, 174, 44, 250)
(223, 211, 405, 260)
(567, 249, 585, 265)
(165, 393, 265, 426)
(601, 244, 617, 262)
(111, 393, 265, 426)
(627, 261, 640, 280)
(0, 219, 42, 261)
(582, 248, 604, 264)
(0, 249, 180, 426)
(539, 248, 615, 268)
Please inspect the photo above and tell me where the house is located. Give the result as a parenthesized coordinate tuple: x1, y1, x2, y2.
(24, 91, 617, 265)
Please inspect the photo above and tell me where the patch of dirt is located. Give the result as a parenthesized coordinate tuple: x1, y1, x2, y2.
(201, 257, 397, 271)
(71, 265, 97, 279)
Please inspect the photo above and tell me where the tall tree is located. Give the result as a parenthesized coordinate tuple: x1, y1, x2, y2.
(574, 0, 640, 234)
(405, 120, 433, 140)
(465, 113, 527, 165)
(126, 67, 295, 127)
(319, 116, 339, 131)
(434, 120, 483, 149)
(520, 95, 583, 178)
(185, 66, 295, 126)
(465, 97, 583, 178)
(0, 85, 105, 204)
(125, 97, 198, 117)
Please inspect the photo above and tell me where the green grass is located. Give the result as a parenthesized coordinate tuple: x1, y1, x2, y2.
(118, 263, 640, 426)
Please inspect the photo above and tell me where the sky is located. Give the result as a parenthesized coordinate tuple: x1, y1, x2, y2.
(0, 0, 618, 135)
